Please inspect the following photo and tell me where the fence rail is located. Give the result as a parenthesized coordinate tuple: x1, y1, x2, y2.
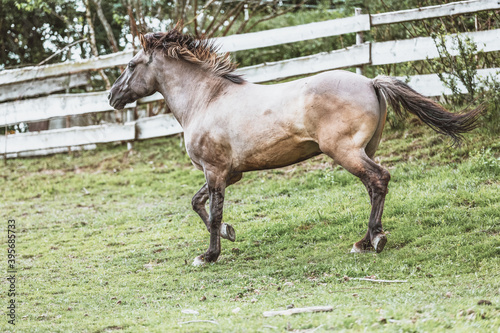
(2, 28, 499, 128)
(0, 73, 89, 103)
(217, 15, 371, 52)
(1, 0, 499, 157)
(0, 50, 133, 86)
(0, 114, 181, 157)
(370, 0, 500, 25)
(2, 0, 498, 87)
(237, 28, 500, 81)
(396, 67, 499, 97)
(371, 29, 500, 65)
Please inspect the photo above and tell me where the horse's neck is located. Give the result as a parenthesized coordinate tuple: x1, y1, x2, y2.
(155, 58, 227, 127)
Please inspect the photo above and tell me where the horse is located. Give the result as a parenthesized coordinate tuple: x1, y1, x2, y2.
(108, 28, 482, 266)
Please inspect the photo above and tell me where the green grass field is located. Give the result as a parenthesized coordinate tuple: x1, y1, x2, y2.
(1, 125, 499, 332)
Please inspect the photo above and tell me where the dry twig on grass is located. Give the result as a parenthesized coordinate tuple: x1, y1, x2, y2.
(350, 278, 408, 283)
(263, 306, 333, 317)
(178, 319, 219, 325)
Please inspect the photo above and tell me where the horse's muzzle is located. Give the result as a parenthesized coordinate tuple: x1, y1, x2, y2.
(108, 90, 127, 110)
(109, 96, 125, 110)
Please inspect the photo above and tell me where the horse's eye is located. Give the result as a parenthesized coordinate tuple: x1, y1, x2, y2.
(128, 62, 136, 70)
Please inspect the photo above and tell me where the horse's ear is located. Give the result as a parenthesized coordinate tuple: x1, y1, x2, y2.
(139, 33, 147, 50)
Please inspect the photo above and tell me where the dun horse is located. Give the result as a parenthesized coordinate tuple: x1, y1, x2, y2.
(109, 28, 481, 266)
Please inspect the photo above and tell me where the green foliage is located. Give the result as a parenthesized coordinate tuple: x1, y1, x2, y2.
(351, 0, 500, 78)
(0, 1, 55, 67)
(477, 73, 500, 132)
(1, 0, 127, 68)
(430, 34, 482, 106)
(14, 0, 51, 12)
(428, 34, 500, 132)
(468, 147, 500, 175)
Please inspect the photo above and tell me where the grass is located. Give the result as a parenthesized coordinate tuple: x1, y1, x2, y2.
(1, 124, 499, 332)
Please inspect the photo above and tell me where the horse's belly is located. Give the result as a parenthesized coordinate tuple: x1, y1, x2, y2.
(234, 139, 321, 172)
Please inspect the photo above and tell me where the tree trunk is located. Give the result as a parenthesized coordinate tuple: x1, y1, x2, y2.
(92, 0, 119, 53)
(126, 0, 139, 51)
(84, 0, 111, 90)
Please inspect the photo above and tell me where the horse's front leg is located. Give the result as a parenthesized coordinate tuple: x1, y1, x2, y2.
(193, 170, 228, 266)
(191, 173, 242, 242)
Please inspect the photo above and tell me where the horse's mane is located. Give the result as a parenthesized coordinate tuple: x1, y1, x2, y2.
(140, 28, 244, 84)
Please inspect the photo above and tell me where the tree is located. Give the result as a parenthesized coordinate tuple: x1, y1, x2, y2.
(1, 0, 309, 69)
(1, 1, 83, 68)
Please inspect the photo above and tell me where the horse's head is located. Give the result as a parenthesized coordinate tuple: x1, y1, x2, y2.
(109, 49, 157, 110)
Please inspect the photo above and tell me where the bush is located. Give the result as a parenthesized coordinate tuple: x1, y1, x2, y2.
(429, 33, 500, 133)
(468, 147, 500, 175)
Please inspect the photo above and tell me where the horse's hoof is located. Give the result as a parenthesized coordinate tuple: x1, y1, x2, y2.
(372, 234, 387, 253)
(350, 244, 363, 253)
(192, 255, 205, 266)
(221, 223, 236, 242)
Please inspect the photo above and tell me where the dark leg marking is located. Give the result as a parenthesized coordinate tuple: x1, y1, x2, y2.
(203, 186, 225, 263)
(191, 173, 241, 242)
(353, 157, 390, 253)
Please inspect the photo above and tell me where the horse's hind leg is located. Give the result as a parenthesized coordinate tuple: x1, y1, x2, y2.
(352, 155, 390, 253)
(323, 146, 390, 253)
(191, 172, 242, 242)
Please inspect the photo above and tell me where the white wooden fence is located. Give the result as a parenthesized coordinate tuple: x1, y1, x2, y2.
(1, 0, 499, 158)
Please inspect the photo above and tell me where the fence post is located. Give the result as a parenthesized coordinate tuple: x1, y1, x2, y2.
(3, 125, 7, 164)
(355, 8, 364, 75)
(126, 109, 134, 151)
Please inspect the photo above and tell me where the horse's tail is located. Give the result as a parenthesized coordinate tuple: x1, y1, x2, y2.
(372, 75, 483, 145)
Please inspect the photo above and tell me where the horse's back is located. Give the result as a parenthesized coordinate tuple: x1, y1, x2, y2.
(305, 70, 379, 113)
